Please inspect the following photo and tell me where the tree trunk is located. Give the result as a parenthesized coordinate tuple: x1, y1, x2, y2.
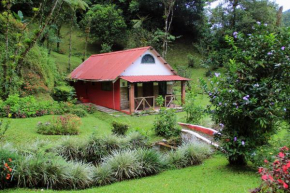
(56, 25, 62, 53)
(68, 14, 74, 73)
(162, 0, 175, 58)
(229, 155, 247, 166)
(17, 0, 60, 73)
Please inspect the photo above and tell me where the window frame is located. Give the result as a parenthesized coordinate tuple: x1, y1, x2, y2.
(141, 54, 155, 64)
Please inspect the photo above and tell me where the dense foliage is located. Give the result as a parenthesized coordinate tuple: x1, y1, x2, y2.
(201, 23, 290, 165)
(153, 108, 181, 139)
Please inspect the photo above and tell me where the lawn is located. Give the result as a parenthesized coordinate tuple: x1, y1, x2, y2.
(3, 155, 260, 193)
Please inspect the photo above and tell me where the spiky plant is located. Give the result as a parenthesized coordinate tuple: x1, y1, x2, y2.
(93, 165, 116, 186)
(102, 149, 141, 180)
(135, 148, 163, 176)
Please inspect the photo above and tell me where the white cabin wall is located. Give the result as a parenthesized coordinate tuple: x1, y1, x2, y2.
(120, 50, 174, 76)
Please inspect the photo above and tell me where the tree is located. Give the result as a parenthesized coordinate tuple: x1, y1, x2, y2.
(201, 23, 290, 165)
(64, 0, 88, 72)
(85, 4, 127, 46)
(161, 0, 175, 58)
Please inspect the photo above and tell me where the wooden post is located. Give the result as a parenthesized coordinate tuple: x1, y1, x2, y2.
(129, 83, 135, 114)
(181, 81, 186, 105)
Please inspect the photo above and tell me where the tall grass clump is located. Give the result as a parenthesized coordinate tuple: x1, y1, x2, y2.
(127, 131, 147, 148)
(54, 137, 84, 161)
(135, 148, 164, 176)
(64, 161, 93, 189)
(55, 132, 148, 164)
(93, 165, 116, 186)
(101, 150, 141, 180)
(167, 142, 213, 169)
(14, 153, 68, 189)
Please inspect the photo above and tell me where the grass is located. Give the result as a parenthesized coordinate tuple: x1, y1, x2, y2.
(3, 155, 260, 193)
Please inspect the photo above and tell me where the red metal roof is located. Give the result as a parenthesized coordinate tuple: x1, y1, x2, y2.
(120, 75, 190, 83)
(70, 46, 152, 81)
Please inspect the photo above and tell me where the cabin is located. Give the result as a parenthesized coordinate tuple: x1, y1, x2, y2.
(69, 46, 189, 114)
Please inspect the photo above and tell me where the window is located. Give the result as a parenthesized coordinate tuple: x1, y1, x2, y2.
(101, 82, 112, 91)
(141, 54, 155, 64)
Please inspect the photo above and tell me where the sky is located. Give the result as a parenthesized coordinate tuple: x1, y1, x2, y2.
(210, 0, 290, 11)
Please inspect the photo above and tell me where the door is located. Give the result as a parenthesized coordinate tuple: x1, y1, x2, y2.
(143, 82, 154, 107)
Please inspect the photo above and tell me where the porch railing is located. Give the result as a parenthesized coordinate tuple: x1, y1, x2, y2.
(165, 94, 181, 107)
(134, 96, 155, 111)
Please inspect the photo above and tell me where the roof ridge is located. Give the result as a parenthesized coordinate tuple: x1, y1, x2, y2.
(91, 46, 151, 57)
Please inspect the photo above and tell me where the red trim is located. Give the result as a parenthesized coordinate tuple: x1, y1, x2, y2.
(178, 123, 218, 136)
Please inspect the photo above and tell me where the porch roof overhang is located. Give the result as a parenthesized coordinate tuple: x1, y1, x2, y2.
(120, 75, 190, 83)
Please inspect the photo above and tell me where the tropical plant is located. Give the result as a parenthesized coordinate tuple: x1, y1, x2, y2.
(201, 23, 290, 165)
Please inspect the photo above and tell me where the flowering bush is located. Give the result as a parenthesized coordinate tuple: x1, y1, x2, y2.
(252, 146, 290, 192)
(36, 114, 81, 135)
(201, 23, 290, 165)
(0, 158, 15, 189)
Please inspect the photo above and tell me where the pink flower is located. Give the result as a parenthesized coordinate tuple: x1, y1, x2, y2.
(261, 175, 268, 181)
(279, 152, 285, 158)
(283, 182, 288, 189)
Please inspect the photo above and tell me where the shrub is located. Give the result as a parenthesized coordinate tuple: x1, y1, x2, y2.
(200, 24, 290, 165)
(0, 147, 19, 189)
(36, 114, 81, 135)
(53, 86, 76, 102)
(93, 165, 116, 186)
(112, 121, 129, 136)
(183, 91, 205, 124)
(156, 95, 165, 107)
(102, 150, 141, 180)
(252, 146, 290, 193)
(0, 95, 68, 118)
(187, 54, 196, 68)
(70, 108, 87, 117)
(81, 104, 97, 114)
(153, 108, 181, 139)
(135, 148, 164, 176)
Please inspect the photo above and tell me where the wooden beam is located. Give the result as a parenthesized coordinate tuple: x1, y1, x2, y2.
(181, 81, 186, 105)
(129, 83, 135, 114)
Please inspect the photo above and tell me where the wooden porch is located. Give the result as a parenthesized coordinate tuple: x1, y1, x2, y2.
(122, 81, 186, 114)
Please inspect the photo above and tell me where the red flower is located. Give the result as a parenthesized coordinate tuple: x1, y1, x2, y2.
(258, 167, 263, 173)
(261, 175, 268, 181)
(268, 175, 274, 182)
(264, 159, 269, 164)
(283, 182, 288, 189)
(8, 158, 12, 162)
(279, 152, 285, 158)
(282, 165, 288, 174)
(4, 163, 8, 167)
(278, 179, 283, 184)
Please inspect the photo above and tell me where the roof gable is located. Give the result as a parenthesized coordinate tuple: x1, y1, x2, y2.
(120, 50, 174, 76)
(69, 46, 176, 81)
